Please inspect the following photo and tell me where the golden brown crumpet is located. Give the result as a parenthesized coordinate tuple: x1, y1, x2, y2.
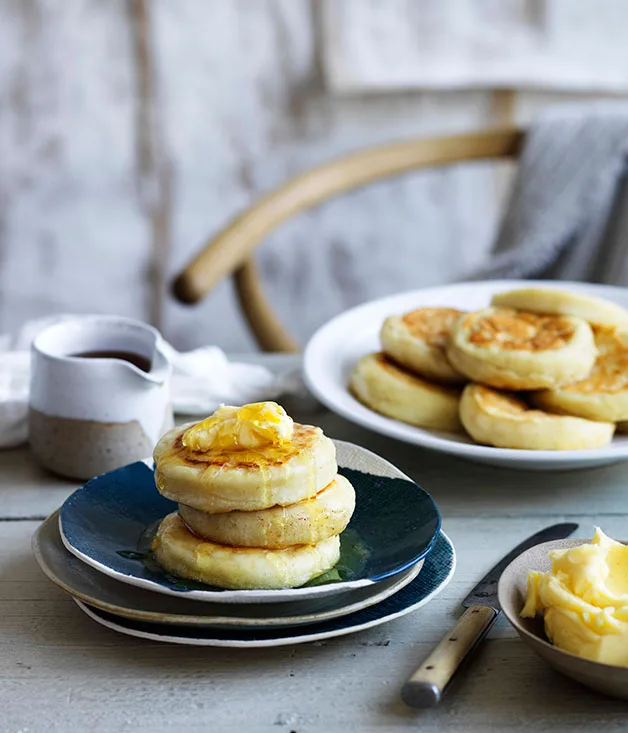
(153, 422, 337, 514)
(152, 512, 340, 590)
(459, 384, 614, 451)
(447, 308, 597, 390)
(380, 307, 466, 383)
(534, 327, 628, 422)
(491, 288, 628, 328)
(179, 474, 355, 549)
(349, 352, 462, 431)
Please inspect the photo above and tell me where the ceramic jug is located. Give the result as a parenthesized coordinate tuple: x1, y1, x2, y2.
(29, 316, 173, 480)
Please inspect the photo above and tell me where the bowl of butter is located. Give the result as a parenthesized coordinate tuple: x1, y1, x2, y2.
(498, 529, 628, 699)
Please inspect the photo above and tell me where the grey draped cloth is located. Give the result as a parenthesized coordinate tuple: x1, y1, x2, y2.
(472, 105, 628, 285)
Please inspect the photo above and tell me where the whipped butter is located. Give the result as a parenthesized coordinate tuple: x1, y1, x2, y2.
(521, 528, 628, 666)
(182, 401, 294, 452)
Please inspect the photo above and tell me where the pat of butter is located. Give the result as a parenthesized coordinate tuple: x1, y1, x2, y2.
(521, 528, 628, 666)
(182, 401, 294, 452)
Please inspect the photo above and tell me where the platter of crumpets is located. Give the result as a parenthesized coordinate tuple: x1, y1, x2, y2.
(303, 279, 628, 471)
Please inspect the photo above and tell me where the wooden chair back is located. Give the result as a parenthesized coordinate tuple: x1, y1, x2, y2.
(173, 127, 525, 352)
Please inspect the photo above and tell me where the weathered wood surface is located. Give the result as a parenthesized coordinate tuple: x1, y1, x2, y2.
(323, 0, 628, 93)
(0, 0, 153, 330)
(0, 0, 519, 351)
(154, 0, 502, 351)
(0, 0, 622, 352)
(2, 354, 628, 731)
(6, 399, 628, 523)
(3, 522, 628, 731)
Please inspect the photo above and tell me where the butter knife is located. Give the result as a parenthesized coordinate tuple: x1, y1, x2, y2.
(401, 522, 578, 708)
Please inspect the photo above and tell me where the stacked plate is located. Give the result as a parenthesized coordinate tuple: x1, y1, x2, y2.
(33, 441, 455, 648)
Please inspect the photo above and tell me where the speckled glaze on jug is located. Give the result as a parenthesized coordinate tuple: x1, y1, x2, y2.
(29, 316, 173, 480)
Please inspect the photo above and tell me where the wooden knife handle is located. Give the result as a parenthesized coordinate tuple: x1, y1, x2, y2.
(401, 605, 498, 708)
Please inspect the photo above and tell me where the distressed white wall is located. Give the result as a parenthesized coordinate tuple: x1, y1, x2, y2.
(0, 0, 619, 351)
(0, 0, 152, 331)
(322, 0, 628, 92)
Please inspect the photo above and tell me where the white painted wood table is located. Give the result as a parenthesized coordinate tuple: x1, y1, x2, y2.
(2, 355, 628, 732)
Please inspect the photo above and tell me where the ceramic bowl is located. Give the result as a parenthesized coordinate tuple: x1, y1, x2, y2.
(59, 440, 441, 603)
(498, 538, 628, 700)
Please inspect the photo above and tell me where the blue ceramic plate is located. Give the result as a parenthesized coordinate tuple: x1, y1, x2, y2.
(34, 511, 426, 629)
(59, 440, 441, 604)
(75, 531, 455, 647)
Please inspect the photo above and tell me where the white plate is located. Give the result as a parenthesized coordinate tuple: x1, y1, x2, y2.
(72, 531, 455, 647)
(304, 279, 628, 471)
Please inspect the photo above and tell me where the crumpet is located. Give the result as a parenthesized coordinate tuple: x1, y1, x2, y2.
(459, 384, 614, 451)
(380, 307, 466, 383)
(154, 422, 336, 514)
(534, 327, 628, 422)
(152, 512, 340, 590)
(491, 288, 628, 328)
(447, 307, 597, 390)
(350, 352, 462, 431)
(179, 474, 355, 549)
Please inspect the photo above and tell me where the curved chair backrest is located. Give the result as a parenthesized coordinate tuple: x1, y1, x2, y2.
(173, 126, 525, 352)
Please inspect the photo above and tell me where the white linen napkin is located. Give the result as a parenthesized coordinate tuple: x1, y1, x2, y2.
(0, 316, 302, 449)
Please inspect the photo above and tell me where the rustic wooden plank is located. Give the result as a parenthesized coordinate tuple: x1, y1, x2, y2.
(0, 0, 152, 333)
(0, 1, 626, 353)
(322, 0, 628, 93)
(0, 447, 78, 518)
(1, 350, 626, 731)
(513, 89, 622, 124)
(3, 518, 628, 732)
(4, 417, 628, 522)
(3, 347, 628, 521)
(127, 0, 171, 331)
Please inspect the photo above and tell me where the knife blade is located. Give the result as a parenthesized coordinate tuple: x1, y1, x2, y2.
(462, 522, 579, 609)
(401, 522, 579, 708)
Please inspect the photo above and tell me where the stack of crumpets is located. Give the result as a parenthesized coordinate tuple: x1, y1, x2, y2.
(350, 288, 628, 451)
(151, 402, 355, 590)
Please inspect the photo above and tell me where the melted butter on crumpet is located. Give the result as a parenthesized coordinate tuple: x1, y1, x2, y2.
(182, 401, 294, 453)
